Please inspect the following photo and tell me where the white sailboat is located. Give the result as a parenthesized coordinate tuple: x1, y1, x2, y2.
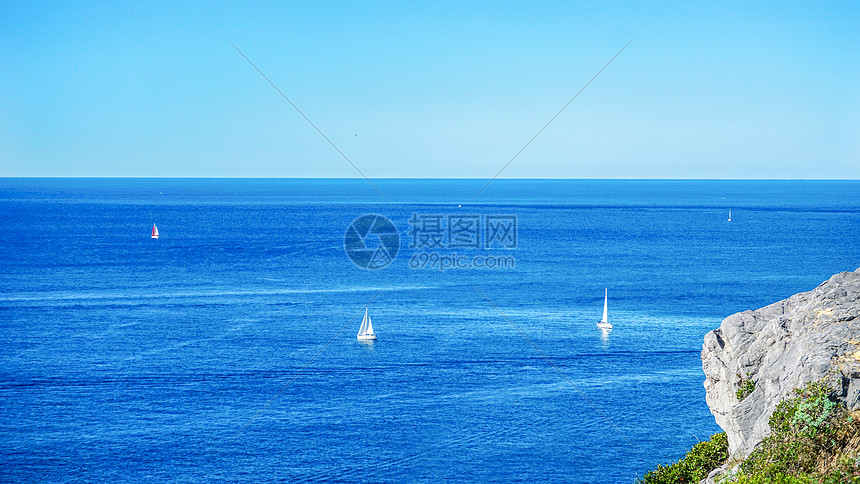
(357, 308, 377, 341)
(728, 209, 732, 222)
(151, 224, 159, 239)
(596, 288, 612, 329)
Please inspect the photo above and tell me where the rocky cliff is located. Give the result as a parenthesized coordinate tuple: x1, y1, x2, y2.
(702, 268, 860, 458)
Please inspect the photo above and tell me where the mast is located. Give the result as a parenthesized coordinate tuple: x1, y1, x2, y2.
(601, 288, 608, 324)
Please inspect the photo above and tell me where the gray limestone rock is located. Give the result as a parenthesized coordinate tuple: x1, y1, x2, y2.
(701, 268, 860, 458)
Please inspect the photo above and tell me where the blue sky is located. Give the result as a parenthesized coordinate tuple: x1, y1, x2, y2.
(1, 1, 857, 178)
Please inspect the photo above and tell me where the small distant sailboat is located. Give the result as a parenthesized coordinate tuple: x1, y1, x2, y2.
(597, 288, 612, 330)
(728, 209, 732, 222)
(151, 224, 159, 239)
(357, 308, 377, 341)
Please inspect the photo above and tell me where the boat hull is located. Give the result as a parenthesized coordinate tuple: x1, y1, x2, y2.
(357, 334, 377, 341)
(596, 322, 612, 329)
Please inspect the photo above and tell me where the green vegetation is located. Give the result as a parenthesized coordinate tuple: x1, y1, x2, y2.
(736, 373, 756, 401)
(731, 380, 860, 482)
(638, 379, 860, 483)
(638, 432, 728, 483)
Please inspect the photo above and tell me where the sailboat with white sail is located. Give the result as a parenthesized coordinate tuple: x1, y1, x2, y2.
(357, 308, 377, 341)
(151, 224, 159, 239)
(596, 288, 612, 330)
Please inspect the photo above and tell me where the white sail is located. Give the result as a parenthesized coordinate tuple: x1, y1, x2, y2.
(601, 288, 608, 323)
(358, 309, 368, 335)
(597, 288, 612, 329)
(151, 224, 159, 239)
(366, 315, 374, 335)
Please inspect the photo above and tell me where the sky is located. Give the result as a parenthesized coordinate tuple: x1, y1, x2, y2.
(1, 1, 858, 178)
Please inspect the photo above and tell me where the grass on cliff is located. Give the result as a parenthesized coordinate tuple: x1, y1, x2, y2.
(637, 432, 728, 484)
(736, 373, 756, 402)
(729, 380, 860, 483)
(638, 380, 860, 484)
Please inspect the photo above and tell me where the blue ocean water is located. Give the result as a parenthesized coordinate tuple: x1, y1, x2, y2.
(1, 178, 858, 482)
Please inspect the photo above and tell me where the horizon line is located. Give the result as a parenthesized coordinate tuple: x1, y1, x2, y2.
(2, 176, 860, 181)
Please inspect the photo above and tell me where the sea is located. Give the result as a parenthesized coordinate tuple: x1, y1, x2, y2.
(1, 178, 858, 483)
